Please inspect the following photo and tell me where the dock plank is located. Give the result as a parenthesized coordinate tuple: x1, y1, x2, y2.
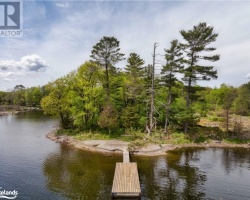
(123, 147, 130, 163)
(111, 162, 141, 198)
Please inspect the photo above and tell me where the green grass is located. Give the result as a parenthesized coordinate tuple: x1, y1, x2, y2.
(165, 132, 192, 145)
(56, 128, 144, 142)
(208, 116, 224, 122)
(223, 138, 250, 144)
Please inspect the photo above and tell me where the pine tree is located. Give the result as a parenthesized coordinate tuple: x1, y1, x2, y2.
(90, 36, 125, 96)
(124, 53, 145, 104)
(180, 22, 220, 133)
(161, 39, 183, 134)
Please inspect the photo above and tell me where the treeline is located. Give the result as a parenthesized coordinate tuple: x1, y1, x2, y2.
(39, 22, 250, 135)
(1, 22, 249, 136)
(0, 84, 46, 107)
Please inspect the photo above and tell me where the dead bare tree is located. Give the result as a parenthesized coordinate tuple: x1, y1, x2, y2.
(147, 43, 158, 136)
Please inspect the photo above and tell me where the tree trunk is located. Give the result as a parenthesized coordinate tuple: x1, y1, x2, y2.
(105, 62, 110, 96)
(149, 43, 157, 133)
(184, 76, 191, 134)
(164, 91, 172, 135)
(226, 109, 229, 134)
(60, 113, 66, 129)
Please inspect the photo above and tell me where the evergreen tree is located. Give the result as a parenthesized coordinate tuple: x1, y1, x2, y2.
(121, 105, 140, 129)
(125, 53, 145, 78)
(124, 53, 145, 104)
(90, 36, 125, 96)
(180, 22, 220, 133)
(161, 39, 183, 134)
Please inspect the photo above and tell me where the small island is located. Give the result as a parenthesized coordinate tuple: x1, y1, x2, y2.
(1, 23, 250, 154)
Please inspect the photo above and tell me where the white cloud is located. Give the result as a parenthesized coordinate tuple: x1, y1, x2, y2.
(55, 2, 70, 8)
(0, 72, 18, 82)
(247, 73, 250, 79)
(0, 55, 49, 82)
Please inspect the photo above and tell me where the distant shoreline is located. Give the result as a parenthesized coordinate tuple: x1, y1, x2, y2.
(46, 130, 250, 156)
(0, 106, 42, 116)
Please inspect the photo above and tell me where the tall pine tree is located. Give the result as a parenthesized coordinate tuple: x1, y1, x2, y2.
(90, 36, 125, 96)
(180, 22, 220, 133)
(124, 53, 145, 104)
(161, 39, 183, 134)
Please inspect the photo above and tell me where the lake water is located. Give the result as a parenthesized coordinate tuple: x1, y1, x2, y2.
(0, 111, 250, 200)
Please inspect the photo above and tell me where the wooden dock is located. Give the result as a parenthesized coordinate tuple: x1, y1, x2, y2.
(111, 149, 141, 199)
(123, 147, 130, 163)
(111, 163, 141, 199)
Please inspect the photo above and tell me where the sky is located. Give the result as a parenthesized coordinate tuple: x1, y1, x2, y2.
(0, 0, 250, 91)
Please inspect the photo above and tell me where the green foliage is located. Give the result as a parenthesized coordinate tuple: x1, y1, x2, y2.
(124, 53, 145, 104)
(180, 22, 219, 85)
(12, 85, 26, 106)
(233, 83, 250, 115)
(180, 22, 219, 133)
(41, 76, 72, 129)
(223, 138, 250, 144)
(69, 62, 104, 129)
(121, 105, 140, 129)
(25, 86, 43, 106)
(161, 39, 183, 88)
(170, 97, 200, 129)
(90, 36, 125, 95)
(98, 103, 119, 134)
(35, 27, 249, 143)
(165, 133, 192, 144)
(208, 115, 224, 122)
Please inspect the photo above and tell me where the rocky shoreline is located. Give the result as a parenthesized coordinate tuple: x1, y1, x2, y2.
(46, 131, 250, 156)
(0, 111, 20, 116)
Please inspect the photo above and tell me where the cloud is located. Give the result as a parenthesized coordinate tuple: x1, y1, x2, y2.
(0, 55, 49, 81)
(247, 73, 250, 79)
(0, 72, 18, 82)
(55, 2, 70, 8)
(0, 54, 49, 72)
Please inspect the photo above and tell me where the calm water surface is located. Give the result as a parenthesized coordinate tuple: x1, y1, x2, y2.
(0, 112, 250, 200)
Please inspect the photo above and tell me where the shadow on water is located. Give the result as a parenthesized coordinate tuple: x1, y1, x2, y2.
(43, 144, 121, 200)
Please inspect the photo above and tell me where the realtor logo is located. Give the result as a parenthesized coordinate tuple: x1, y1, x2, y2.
(0, 1, 22, 37)
(0, 187, 18, 199)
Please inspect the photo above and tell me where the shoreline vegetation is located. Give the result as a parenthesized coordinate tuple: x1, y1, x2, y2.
(46, 129, 250, 157)
(0, 105, 42, 116)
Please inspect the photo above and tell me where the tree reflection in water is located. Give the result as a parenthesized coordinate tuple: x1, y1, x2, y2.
(43, 146, 250, 200)
(135, 148, 207, 200)
(43, 144, 120, 199)
(135, 147, 250, 200)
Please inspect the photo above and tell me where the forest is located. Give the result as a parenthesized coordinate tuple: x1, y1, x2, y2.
(1, 22, 250, 144)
